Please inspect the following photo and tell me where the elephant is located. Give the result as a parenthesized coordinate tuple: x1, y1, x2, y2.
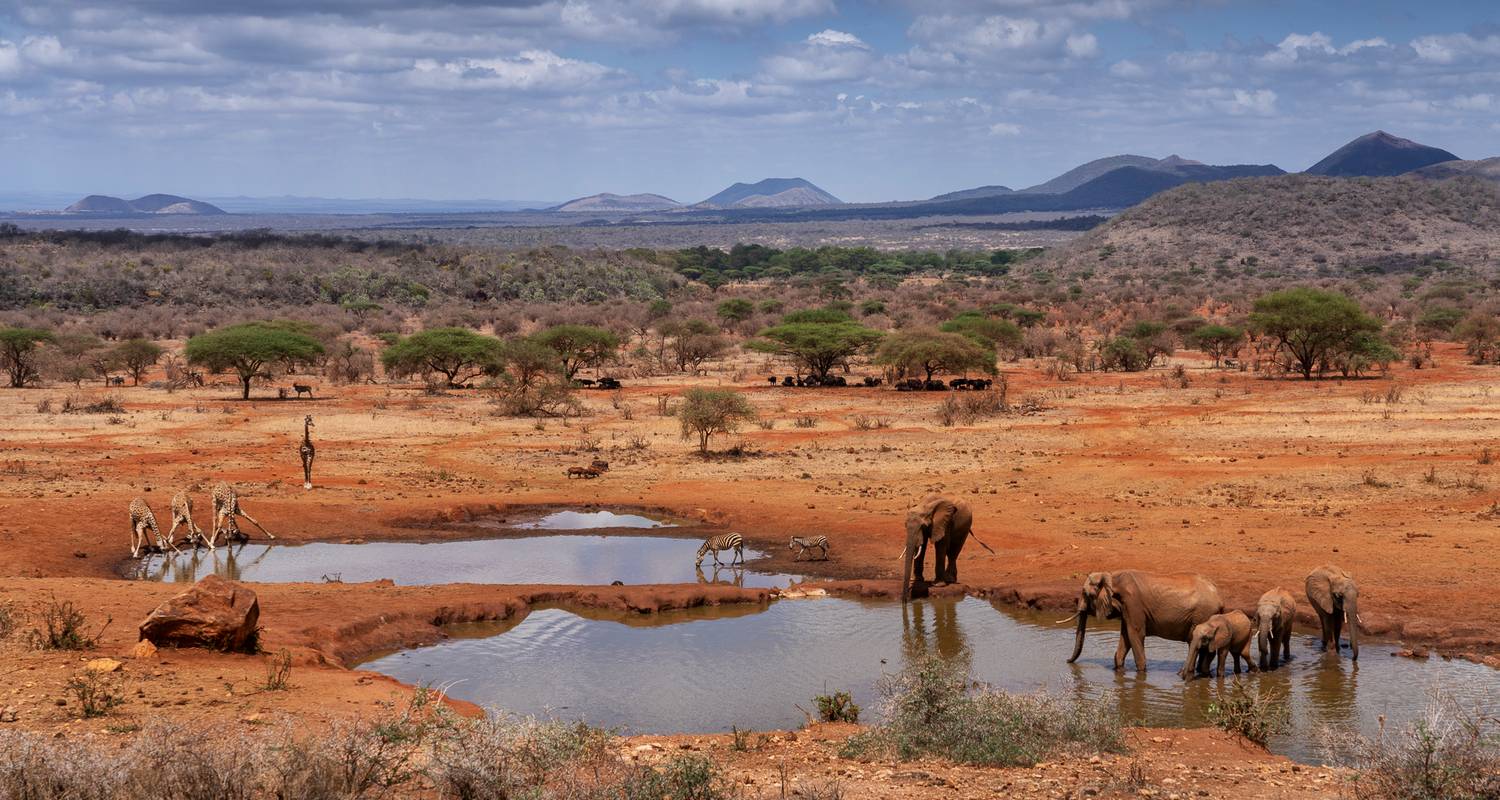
(1064, 571, 1223, 672)
(900, 495, 972, 601)
(1254, 588, 1297, 670)
(1306, 565, 1359, 660)
(1181, 610, 1257, 679)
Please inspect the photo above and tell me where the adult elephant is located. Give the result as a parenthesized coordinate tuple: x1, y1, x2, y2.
(900, 495, 972, 601)
(1305, 565, 1359, 660)
(1064, 571, 1223, 673)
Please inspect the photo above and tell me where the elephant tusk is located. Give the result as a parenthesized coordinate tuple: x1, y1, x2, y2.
(1057, 612, 1080, 625)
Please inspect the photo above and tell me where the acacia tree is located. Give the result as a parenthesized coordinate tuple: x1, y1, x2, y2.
(0, 327, 54, 387)
(662, 318, 729, 374)
(940, 313, 1023, 360)
(47, 332, 105, 387)
(678, 388, 756, 454)
(716, 298, 755, 329)
(746, 311, 883, 381)
(1249, 288, 1383, 379)
(490, 339, 577, 417)
(114, 338, 163, 385)
(1454, 312, 1500, 364)
(185, 322, 325, 399)
(380, 327, 505, 386)
(1187, 324, 1244, 368)
(531, 325, 620, 380)
(875, 330, 995, 383)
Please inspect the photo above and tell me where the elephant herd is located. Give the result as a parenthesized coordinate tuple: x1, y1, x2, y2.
(899, 494, 1361, 678)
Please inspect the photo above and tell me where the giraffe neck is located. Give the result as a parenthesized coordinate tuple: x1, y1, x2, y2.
(303, 420, 311, 445)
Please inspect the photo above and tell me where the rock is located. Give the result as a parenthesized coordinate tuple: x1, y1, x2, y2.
(85, 658, 122, 673)
(130, 639, 158, 659)
(0, 707, 16, 723)
(138, 575, 260, 653)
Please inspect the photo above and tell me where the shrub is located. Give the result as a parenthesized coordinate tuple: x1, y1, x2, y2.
(678, 388, 756, 454)
(29, 595, 107, 650)
(66, 671, 123, 718)
(263, 649, 293, 691)
(1204, 684, 1290, 746)
(841, 655, 1123, 767)
(0, 601, 16, 639)
(1332, 692, 1500, 800)
(814, 690, 861, 723)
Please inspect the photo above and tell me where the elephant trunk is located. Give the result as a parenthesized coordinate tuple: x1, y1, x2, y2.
(1345, 596, 1359, 660)
(1067, 606, 1088, 663)
(1181, 642, 1197, 680)
(901, 545, 915, 602)
(1257, 616, 1272, 670)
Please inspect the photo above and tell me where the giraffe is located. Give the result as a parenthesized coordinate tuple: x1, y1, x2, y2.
(166, 490, 203, 548)
(128, 497, 177, 558)
(299, 415, 315, 490)
(210, 482, 275, 549)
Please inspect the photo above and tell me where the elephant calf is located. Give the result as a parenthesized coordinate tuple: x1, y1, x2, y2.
(1254, 588, 1297, 670)
(1181, 610, 1257, 679)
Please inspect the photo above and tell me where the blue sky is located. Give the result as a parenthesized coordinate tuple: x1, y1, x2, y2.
(1, 0, 1497, 204)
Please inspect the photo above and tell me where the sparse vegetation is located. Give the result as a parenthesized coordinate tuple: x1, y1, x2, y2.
(841, 655, 1123, 767)
(66, 670, 124, 718)
(185, 322, 325, 399)
(28, 595, 107, 651)
(813, 690, 861, 723)
(678, 388, 757, 454)
(1205, 684, 1291, 746)
(1332, 692, 1500, 800)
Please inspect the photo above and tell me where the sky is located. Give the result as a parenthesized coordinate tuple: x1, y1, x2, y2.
(1, 0, 1498, 204)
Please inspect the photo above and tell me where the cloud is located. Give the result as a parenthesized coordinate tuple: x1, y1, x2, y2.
(988, 121, 1021, 136)
(1260, 32, 1392, 65)
(761, 29, 876, 83)
(1109, 59, 1146, 79)
(1225, 88, 1276, 116)
(1410, 33, 1500, 64)
(405, 50, 628, 93)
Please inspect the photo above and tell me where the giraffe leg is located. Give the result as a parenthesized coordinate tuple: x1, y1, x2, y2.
(235, 505, 275, 540)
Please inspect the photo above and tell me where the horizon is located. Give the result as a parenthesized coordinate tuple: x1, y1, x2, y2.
(2, 1, 1496, 203)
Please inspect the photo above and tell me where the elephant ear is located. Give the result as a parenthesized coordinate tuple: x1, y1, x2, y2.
(1211, 622, 1231, 651)
(929, 500, 956, 536)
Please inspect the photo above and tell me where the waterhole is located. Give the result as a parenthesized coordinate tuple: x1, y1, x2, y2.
(134, 535, 797, 587)
(360, 596, 1500, 763)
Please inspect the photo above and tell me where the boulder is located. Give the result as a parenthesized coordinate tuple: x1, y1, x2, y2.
(139, 575, 260, 653)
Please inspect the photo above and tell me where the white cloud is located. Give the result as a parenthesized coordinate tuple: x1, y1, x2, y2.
(1109, 59, 1146, 79)
(806, 30, 868, 49)
(761, 29, 876, 83)
(1065, 33, 1098, 59)
(406, 51, 627, 93)
(988, 121, 1021, 136)
(1261, 32, 1393, 65)
(1410, 33, 1500, 64)
(1225, 88, 1276, 116)
(0, 41, 20, 79)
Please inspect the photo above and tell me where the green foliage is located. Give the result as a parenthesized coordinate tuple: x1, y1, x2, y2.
(814, 690, 861, 723)
(781, 307, 853, 325)
(669, 243, 1038, 284)
(715, 298, 754, 324)
(380, 327, 505, 386)
(858, 299, 887, 316)
(841, 655, 1123, 767)
(113, 338, 163, 385)
(678, 388, 756, 453)
(940, 314, 1022, 357)
(489, 339, 578, 417)
(1249, 287, 1384, 379)
(1205, 684, 1290, 745)
(1187, 324, 1243, 367)
(185, 322, 325, 399)
(531, 324, 620, 379)
(1454, 312, 1500, 364)
(66, 671, 124, 718)
(1099, 336, 1149, 371)
(875, 330, 995, 382)
(0, 326, 54, 387)
(1415, 306, 1464, 337)
(747, 318, 882, 381)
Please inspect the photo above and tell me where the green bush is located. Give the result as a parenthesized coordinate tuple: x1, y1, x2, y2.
(841, 655, 1123, 767)
(1205, 684, 1290, 746)
(814, 690, 861, 723)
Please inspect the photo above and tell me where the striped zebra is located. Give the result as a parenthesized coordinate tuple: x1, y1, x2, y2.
(788, 536, 829, 561)
(695, 533, 744, 566)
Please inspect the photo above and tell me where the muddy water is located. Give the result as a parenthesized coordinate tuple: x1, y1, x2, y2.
(133, 536, 798, 587)
(360, 597, 1500, 763)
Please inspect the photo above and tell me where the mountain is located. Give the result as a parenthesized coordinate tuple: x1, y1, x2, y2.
(130, 194, 226, 215)
(549, 193, 681, 213)
(62, 193, 225, 215)
(698, 178, 840, 208)
(205, 196, 555, 214)
(1304, 131, 1459, 177)
(1043, 174, 1500, 278)
(65, 195, 138, 214)
(1411, 157, 1500, 186)
(1021, 155, 1162, 194)
(929, 185, 1013, 202)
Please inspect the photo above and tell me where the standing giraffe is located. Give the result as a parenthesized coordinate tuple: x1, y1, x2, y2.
(210, 482, 275, 549)
(299, 415, 315, 490)
(129, 497, 177, 558)
(167, 490, 204, 548)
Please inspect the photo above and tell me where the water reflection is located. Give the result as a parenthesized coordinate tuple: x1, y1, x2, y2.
(695, 564, 745, 589)
(512, 510, 674, 530)
(361, 596, 1500, 764)
(134, 536, 801, 587)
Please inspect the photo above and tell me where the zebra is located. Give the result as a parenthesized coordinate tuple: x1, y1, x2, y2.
(695, 533, 744, 566)
(789, 536, 829, 561)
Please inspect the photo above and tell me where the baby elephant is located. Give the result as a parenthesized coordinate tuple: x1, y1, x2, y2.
(1181, 610, 1258, 679)
(1254, 588, 1297, 670)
